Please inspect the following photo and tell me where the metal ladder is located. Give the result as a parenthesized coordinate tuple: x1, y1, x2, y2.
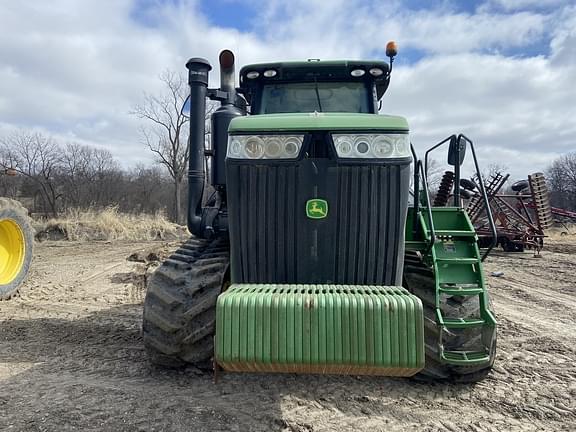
(423, 207, 496, 366)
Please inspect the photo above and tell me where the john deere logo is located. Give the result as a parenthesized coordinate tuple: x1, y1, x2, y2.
(306, 199, 328, 219)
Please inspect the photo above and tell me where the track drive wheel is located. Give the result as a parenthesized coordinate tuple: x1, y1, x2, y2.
(404, 255, 496, 383)
(142, 236, 229, 368)
(0, 198, 34, 300)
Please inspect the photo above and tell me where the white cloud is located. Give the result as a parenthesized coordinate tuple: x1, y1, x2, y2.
(550, 5, 576, 65)
(0, 0, 574, 179)
(389, 53, 576, 160)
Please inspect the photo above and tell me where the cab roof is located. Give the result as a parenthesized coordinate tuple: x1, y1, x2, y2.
(239, 60, 391, 100)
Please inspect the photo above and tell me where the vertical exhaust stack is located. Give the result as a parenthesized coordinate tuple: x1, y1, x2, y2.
(211, 50, 245, 186)
(219, 50, 236, 104)
(186, 57, 212, 238)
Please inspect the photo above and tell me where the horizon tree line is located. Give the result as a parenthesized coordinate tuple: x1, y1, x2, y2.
(2, 68, 575, 221)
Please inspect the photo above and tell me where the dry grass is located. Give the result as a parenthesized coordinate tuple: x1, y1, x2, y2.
(36, 207, 187, 241)
(546, 223, 576, 239)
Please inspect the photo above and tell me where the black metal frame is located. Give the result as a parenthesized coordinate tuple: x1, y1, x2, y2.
(422, 134, 497, 260)
(411, 144, 435, 252)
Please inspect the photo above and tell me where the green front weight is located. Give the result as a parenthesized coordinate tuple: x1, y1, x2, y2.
(215, 284, 425, 376)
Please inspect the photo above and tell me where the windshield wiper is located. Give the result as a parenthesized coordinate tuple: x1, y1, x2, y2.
(313, 76, 323, 112)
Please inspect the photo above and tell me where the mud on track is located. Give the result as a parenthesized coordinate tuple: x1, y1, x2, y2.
(1, 239, 575, 431)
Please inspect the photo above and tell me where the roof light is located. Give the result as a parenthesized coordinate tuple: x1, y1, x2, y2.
(369, 68, 384, 77)
(386, 41, 398, 58)
(350, 69, 365, 77)
(263, 69, 277, 78)
(246, 71, 260, 79)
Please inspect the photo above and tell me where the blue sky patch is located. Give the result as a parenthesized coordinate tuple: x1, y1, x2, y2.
(199, 0, 256, 31)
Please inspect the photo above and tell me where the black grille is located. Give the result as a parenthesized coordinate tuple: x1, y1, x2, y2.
(226, 160, 410, 286)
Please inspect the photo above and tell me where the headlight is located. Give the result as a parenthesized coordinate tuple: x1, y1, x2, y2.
(227, 135, 304, 159)
(332, 133, 410, 158)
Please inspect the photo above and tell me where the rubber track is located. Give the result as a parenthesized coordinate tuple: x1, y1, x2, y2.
(142, 236, 229, 368)
(404, 252, 496, 382)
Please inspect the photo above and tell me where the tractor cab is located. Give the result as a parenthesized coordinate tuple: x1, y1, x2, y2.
(238, 60, 392, 114)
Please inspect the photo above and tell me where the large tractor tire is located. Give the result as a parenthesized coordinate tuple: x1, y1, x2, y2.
(0, 198, 34, 300)
(142, 236, 229, 368)
(404, 254, 496, 383)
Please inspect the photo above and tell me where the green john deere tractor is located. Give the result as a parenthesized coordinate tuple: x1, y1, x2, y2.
(142, 42, 498, 382)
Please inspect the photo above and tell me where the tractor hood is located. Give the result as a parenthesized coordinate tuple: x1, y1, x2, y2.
(228, 113, 409, 134)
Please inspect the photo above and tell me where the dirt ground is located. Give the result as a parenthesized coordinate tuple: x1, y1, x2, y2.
(1, 238, 575, 432)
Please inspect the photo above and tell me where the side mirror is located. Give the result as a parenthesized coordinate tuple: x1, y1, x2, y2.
(181, 95, 191, 119)
(448, 135, 467, 166)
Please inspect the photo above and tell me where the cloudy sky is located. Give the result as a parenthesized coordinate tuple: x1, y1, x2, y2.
(1, 0, 575, 178)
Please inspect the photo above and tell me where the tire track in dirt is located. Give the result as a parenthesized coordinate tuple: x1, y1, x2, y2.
(1, 240, 575, 431)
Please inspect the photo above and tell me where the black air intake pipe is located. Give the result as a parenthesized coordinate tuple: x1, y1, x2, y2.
(186, 57, 212, 237)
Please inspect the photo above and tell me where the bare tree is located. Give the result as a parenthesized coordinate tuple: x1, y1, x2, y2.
(482, 163, 509, 183)
(90, 147, 121, 206)
(60, 142, 93, 208)
(122, 164, 171, 214)
(132, 70, 193, 223)
(132, 70, 218, 223)
(0, 129, 184, 216)
(0, 131, 62, 216)
(547, 152, 576, 211)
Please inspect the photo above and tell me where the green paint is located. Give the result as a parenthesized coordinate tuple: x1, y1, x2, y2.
(404, 207, 497, 366)
(306, 199, 328, 219)
(215, 284, 425, 375)
(228, 112, 409, 133)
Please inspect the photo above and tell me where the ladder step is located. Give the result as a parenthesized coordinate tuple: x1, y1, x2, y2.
(442, 317, 485, 329)
(441, 350, 490, 365)
(405, 240, 429, 251)
(439, 286, 483, 295)
(436, 258, 478, 265)
(433, 230, 476, 237)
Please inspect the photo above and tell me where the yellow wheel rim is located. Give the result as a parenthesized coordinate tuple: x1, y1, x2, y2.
(0, 219, 26, 285)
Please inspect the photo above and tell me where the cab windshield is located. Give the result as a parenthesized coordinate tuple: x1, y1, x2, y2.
(258, 82, 371, 114)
